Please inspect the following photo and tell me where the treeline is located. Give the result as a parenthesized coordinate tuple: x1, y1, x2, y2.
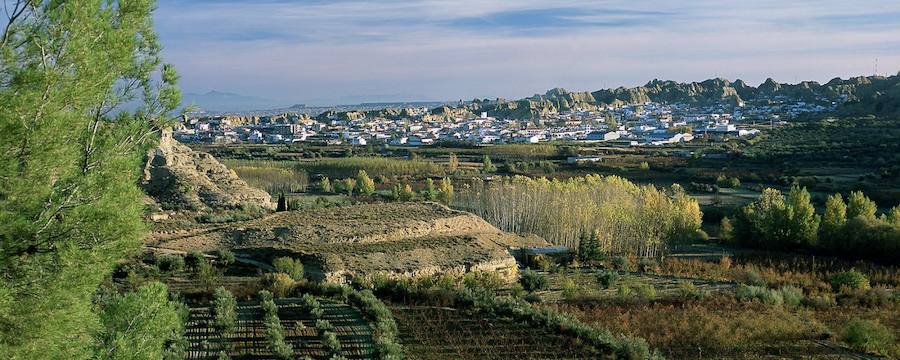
(295, 157, 443, 178)
(724, 188, 900, 263)
(455, 175, 703, 257)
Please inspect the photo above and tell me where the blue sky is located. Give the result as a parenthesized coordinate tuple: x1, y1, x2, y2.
(154, 0, 900, 105)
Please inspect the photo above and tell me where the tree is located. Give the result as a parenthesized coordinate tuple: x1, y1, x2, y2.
(847, 191, 877, 220)
(720, 217, 734, 243)
(422, 178, 437, 201)
(578, 230, 601, 262)
(212, 287, 237, 333)
(319, 177, 333, 193)
(272, 257, 304, 280)
(0, 1, 181, 357)
(822, 194, 847, 242)
(95, 283, 185, 360)
(733, 187, 819, 250)
(276, 193, 288, 212)
(887, 206, 900, 226)
(482, 155, 496, 172)
(437, 178, 454, 205)
(787, 186, 820, 247)
(447, 153, 459, 174)
(356, 170, 375, 195)
(396, 183, 414, 201)
(334, 178, 356, 196)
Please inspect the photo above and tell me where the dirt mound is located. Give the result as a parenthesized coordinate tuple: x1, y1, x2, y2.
(141, 129, 273, 211)
(149, 202, 549, 282)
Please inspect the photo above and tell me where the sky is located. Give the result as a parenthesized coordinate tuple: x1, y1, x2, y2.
(155, 0, 900, 106)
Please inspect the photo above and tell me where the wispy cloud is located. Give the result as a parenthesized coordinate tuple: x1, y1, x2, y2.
(153, 0, 900, 104)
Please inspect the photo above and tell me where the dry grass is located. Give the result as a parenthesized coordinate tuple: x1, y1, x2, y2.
(551, 296, 829, 358)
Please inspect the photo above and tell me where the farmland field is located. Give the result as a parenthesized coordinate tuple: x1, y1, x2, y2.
(184, 298, 375, 359)
(390, 305, 598, 360)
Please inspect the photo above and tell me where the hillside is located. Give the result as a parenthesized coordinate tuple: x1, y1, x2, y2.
(313, 74, 900, 121)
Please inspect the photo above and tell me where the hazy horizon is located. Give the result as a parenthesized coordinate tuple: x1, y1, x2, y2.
(156, 0, 900, 106)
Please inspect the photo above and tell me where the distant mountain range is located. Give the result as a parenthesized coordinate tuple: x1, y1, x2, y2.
(182, 90, 442, 113)
(182, 91, 296, 113)
(297, 74, 900, 122)
(190, 74, 900, 119)
(455, 74, 900, 120)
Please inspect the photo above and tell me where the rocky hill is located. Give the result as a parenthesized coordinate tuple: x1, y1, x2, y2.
(148, 202, 549, 283)
(141, 129, 274, 211)
(314, 74, 900, 121)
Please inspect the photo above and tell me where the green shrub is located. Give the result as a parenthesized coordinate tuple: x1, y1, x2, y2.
(638, 258, 658, 273)
(830, 269, 870, 292)
(216, 249, 236, 266)
(779, 286, 804, 307)
(519, 269, 549, 292)
(300, 294, 324, 319)
(739, 269, 766, 286)
(676, 280, 709, 300)
(597, 270, 620, 289)
(156, 255, 184, 273)
(616, 335, 653, 360)
(611, 255, 634, 272)
(617, 279, 656, 300)
(842, 319, 896, 356)
(736, 285, 783, 306)
(196, 260, 221, 291)
(185, 251, 205, 269)
(528, 254, 552, 271)
(321, 331, 342, 356)
(212, 287, 237, 333)
(272, 257, 304, 280)
(315, 319, 334, 332)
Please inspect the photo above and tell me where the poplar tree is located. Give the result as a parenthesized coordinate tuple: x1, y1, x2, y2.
(847, 191, 877, 220)
(447, 153, 459, 174)
(356, 170, 375, 195)
(822, 194, 847, 242)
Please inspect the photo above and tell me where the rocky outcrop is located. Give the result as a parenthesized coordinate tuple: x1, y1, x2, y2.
(141, 129, 273, 211)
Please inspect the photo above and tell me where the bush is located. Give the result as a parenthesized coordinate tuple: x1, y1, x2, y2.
(842, 319, 896, 356)
(519, 269, 549, 292)
(185, 251, 205, 269)
(272, 257, 304, 280)
(738, 269, 766, 286)
(779, 286, 804, 307)
(597, 270, 621, 289)
(268, 273, 296, 298)
(528, 254, 552, 271)
(321, 331, 342, 356)
(676, 280, 709, 300)
(216, 249, 236, 266)
(212, 287, 237, 333)
(617, 279, 656, 301)
(156, 255, 184, 273)
(611, 255, 634, 272)
(638, 258, 658, 273)
(735, 285, 783, 306)
(830, 269, 870, 292)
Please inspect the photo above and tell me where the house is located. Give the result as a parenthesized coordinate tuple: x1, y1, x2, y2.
(349, 136, 367, 146)
(567, 156, 603, 164)
(583, 130, 620, 142)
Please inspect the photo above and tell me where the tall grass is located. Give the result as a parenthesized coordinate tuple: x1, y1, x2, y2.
(294, 157, 443, 178)
(223, 160, 309, 195)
